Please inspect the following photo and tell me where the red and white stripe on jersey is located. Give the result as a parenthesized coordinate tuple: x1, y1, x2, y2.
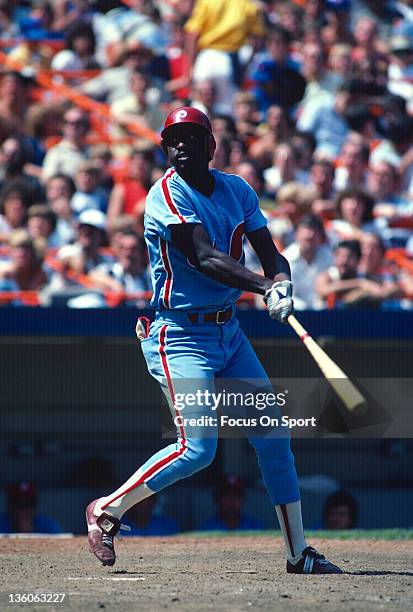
(229, 221, 245, 261)
(102, 325, 187, 509)
(161, 169, 187, 224)
(160, 237, 173, 308)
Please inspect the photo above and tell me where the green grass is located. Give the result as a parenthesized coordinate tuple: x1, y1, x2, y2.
(184, 529, 412, 540)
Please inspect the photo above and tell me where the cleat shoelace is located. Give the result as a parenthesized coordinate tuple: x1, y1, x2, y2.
(100, 522, 130, 545)
(102, 534, 113, 548)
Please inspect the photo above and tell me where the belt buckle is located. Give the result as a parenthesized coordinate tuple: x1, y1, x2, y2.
(216, 309, 228, 324)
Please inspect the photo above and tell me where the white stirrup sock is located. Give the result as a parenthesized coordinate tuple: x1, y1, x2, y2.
(275, 500, 308, 564)
(94, 482, 154, 520)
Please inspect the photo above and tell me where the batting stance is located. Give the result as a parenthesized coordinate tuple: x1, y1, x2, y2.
(86, 107, 343, 574)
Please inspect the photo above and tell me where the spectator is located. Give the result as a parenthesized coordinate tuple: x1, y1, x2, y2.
(199, 475, 264, 531)
(185, 0, 265, 115)
(0, 182, 32, 244)
(45, 175, 77, 246)
(17, 1, 58, 41)
(71, 161, 108, 216)
(51, 20, 100, 72)
(369, 161, 410, 218)
(309, 158, 336, 217)
(315, 239, 362, 308)
(100, 0, 169, 62)
(25, 103, 64, 169)
(387, 36, 413, 108)
(110, 68, 164, 158)
(106, 147, 153, 234)
(0, 72, 29, 137)
(232, 91, 260, 141)
(0, 482, 62, 534)
(89, 230, 149, 299)
(52, 0, 95, 31)
(328, 43, 352, 83)
(191, 80, 219, 118)
(321, 0, 352, 47)
(225, 139, 249, 174)
(297, 79, 354, 158)
(290, 131, 316, 178)
(267, 182, 317, 247)
(0, 1, 20, 39)
(80, 41, 160, 104)
(315, 238, 393, 308)
(0, 229, 48, 292)
(283, 215, 333, 310)
(46, 174, 76, 206)
(322, 490, 358, 530)
(334, 134, 370, 190)
(263, 142, 307, 196)
(236, 161, 264, 197)
(165, 17, 191, 100)
(56, 209, 110, 277)
(328, 188, 376, 245)
(370, 114, 413, 196)
(351, 16, 388, 87)
(252, 23, 307, 115)
(0, 138, 44, 202)
(249, 105, 290, 169)
(298, 42, 341, 113)
(42, 107, 90, 181)
(89, 144, 115, 197)
(358, 233, 401, 304)
(343, 103, 376, 140)
(123, 495, 179, 536)
(27, 204, 59, 248)
(277, 0, 304, 45)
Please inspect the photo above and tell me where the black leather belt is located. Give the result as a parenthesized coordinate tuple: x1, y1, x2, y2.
(187, 306, 233, 324)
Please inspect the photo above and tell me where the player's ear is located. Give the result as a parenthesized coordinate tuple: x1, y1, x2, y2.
(160, 139, 168, 156)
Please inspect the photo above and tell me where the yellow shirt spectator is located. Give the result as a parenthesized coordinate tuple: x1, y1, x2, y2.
(185, 0, 265, 53)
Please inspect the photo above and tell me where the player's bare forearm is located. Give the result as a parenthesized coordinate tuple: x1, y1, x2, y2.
(171, 223, 278, 295)
(246, 227, 291, 282)
(197, 250, 275, 294)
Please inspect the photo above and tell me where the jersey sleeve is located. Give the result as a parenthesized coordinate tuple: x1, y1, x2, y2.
(145, 174, 202, 241)
(236, 176, 267, 232)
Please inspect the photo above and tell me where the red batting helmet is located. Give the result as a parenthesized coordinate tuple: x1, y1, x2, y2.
(161, 106, 216, 159)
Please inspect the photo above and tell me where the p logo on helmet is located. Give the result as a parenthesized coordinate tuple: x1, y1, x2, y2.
(160, 106, 217, 161)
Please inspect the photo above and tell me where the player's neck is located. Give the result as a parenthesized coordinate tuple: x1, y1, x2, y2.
(177, 166, 215, 197)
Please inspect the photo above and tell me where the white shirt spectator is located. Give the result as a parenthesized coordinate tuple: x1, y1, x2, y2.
(283, 242, 333, 309)
(42, 141, 89, 181)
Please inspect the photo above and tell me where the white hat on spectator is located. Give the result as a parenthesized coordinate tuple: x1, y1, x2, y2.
(78, 209, 106, 231)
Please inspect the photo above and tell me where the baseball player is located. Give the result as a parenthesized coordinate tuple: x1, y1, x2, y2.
(86, 107, 343, 575)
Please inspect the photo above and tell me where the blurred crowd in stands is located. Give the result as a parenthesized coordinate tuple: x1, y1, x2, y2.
(0, 0, 413, 309)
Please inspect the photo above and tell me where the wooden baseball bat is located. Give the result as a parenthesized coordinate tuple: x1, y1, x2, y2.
(288, 314, 366, 413)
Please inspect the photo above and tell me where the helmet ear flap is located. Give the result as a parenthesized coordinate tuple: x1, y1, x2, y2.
(208, 134, 216, 161)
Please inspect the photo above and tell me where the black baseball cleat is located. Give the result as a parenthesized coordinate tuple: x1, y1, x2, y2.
(286, 546, 344, 574)
(86, 499, 121, 566)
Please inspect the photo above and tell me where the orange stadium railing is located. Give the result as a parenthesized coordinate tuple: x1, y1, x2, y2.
(0, 49, 161, 146)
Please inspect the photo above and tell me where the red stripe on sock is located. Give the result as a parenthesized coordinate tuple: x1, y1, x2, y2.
(280, 504, 295, 558)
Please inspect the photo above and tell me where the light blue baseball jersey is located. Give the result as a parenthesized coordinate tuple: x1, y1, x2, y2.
(144, 167, 267, 310)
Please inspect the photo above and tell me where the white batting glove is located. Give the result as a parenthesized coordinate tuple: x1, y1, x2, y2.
(264, 280, 294, 324)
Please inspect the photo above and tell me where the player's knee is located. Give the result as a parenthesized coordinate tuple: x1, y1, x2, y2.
(249, 436, 291, 463)
(183, 438, 217, 476)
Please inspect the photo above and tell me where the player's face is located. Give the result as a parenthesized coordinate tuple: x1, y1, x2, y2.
(164, 123, 209, 173)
